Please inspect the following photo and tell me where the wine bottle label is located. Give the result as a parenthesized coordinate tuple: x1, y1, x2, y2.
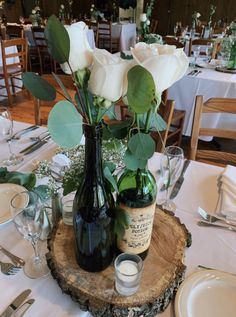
(118, 202, 156, 254)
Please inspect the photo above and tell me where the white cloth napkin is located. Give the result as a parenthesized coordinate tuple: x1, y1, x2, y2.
(217, 165, 236, 219)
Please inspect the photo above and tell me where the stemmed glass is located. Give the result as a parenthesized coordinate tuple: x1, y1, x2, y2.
(160, 146, 184, 212)
(174, 25, 178, 38)
(0, 107, 23, 166)
(11, 191, 49, 279)
(193, 45, 201, 67)
(205, 43, 213, 62)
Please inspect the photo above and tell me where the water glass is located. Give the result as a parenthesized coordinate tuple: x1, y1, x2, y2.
(193, 46, 201, 67)
(61, 192, 75, 226)
(114, 253, 143, 296)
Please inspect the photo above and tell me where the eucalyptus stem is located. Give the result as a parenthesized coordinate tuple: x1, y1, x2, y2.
(84, 89, 93, 125)
(96, 107, 101, 123)
(144, 109, 152, 133)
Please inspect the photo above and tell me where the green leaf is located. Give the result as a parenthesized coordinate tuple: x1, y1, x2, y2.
(127, 65, 156, 114)
(114, 206, 131, 240)
(108, 119, 132, 139)
(103, 161, 116, 174)
(124, 149, 147, 171)
(33, 185, 50, 202)
(139, 112, 167, 132)
(52, 72, 73, 102)
(5, 171, 36, 190)
(103, 166, 118, 193)
(44, 15, 70, 64)
(128, 133, 155, 160)
(48, 100, 83, 149)
(22, 72, 56, 101)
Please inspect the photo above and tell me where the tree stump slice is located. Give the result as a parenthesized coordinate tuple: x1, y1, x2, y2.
(46, 207, 191, 317)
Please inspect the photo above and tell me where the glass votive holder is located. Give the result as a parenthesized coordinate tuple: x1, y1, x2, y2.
(61, 193, 75, 226)
(114, 253, 143, 296)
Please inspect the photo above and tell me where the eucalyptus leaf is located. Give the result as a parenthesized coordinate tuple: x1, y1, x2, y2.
(127, 65, 156, 114)
(103, 166, 118, 193)
(33, 185, 50, 202)
(22, 72, 56, 101)
(103, 161, 116, 174)
(124, 149, 147, 171)
(128, 133, 155, 160)
(139, 112, 167, 131)
(52, 72, 73, 102)
(48, 100, 83, 149)
(114, 206, 131, 239)
(44, 15, 70, 64)
(108, 119, 132, 139)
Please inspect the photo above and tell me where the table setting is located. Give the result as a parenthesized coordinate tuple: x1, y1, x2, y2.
(0, 15, 236, 317)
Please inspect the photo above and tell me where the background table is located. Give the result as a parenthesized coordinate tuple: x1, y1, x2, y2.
(0, 122, 235, 316)
(168, 65, 236, 139)
(111, 22, 136, 51)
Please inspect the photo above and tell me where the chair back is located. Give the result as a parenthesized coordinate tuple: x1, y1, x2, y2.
(1, 37, 28, 74)
(163, 36, 184, 49)
(188, 38, 214, 56)
(6, 25, 24, 39)
(31, 26, 47, 48)
(98, 21, 112, 41)
(87, 20, 98, 46)
(150, 19, 158, 34)
(189, 96, 236, 166)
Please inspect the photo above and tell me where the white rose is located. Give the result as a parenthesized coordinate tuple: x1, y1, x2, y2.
(32, 9, 36, 14)
(146, 19, 150, 26)
(140, 13, 147, 22)
(130, 42, 189, 93)
(60, 4, 64, 9)
(60, 22, 93, 74)
(196, 12, 201, 18)
(88, 49, 129, 102)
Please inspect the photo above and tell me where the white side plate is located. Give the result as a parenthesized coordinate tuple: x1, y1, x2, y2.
(0, 184, 27, 225)
(175, 270, 236, 317)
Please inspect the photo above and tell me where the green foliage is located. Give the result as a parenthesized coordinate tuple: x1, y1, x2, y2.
(124, 149, 147, 170)
(128, 132, 155, 160)
(120, 51, 133, 60)
(44, 14, 70, 64)
(127, 66, 156, 114)
(22, 72, 56, 101)
(48, 100, 83, 149)
(107, 119, 132, 139)
(0, 167, 36, 190)
(114, 206, 131, 239)
(52, 72, 73, 103)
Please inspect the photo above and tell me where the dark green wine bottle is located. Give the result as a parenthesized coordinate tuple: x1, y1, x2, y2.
(117, 168, 157, 260)
(73, 124, 115, 272)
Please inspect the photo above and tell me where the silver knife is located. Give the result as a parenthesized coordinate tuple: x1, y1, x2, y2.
(170, 160, 190, 199)
(20, 135, 50, 155)
(13, 299, 35, 317)
(11, 125, 39, 140)
(0, 289, 31, 317)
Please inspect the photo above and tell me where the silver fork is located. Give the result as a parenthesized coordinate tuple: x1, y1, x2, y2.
(0, 260, 20, 275)
(0, 245, 25, 267)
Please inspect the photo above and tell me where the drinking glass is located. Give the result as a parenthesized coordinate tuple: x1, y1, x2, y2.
(205, 43, 213, 62)
(0, 107, 23, 166)
(193, 46, 201, 67)
(160, 146, 184, 212)
(174, 25, 178, 38)
(11, 191, 50, 279)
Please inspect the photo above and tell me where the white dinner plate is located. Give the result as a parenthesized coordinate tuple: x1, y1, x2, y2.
(0, 184, 28, 225)
(175, 270, 236, 317)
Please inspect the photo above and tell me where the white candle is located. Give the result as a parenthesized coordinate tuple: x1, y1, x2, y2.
(117, 260, 139, 283)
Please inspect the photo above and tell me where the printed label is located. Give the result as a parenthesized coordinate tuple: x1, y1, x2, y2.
(118, 202, 156, 254)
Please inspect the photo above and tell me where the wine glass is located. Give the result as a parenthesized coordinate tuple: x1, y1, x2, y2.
(205, 43, 213, 62)
(0, 107, 23, 166)
(174, 25, 178, 38)
(160, 146, 184, 212)
(193, 45, 201, 67)
(11, 191, 50, 279)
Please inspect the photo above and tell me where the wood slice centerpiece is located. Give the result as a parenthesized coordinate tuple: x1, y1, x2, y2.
(46, 207, 191, 317)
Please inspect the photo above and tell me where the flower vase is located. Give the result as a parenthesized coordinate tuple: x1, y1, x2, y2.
(117, 168, 157, 260)
(227, 31, 236, 70)
(73, 124, 115, 272)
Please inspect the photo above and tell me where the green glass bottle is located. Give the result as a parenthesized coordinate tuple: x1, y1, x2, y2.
(227, 38, 236, 70)
(117, 168, 157, 260)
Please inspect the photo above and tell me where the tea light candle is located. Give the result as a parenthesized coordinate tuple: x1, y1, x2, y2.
(117, 260, 139, 282)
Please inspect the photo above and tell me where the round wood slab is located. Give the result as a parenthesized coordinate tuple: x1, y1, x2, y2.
(46, 207, 191, 317)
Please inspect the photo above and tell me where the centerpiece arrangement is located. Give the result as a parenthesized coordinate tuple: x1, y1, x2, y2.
(191, 11, 201, 37)
(23, 15, 188, 272)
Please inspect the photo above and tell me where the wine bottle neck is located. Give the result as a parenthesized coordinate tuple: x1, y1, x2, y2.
(83, 124, 103, 179)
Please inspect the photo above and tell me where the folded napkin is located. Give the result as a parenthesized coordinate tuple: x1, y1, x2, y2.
(50, 154, 71, 177)
(217, 165, 236, 219)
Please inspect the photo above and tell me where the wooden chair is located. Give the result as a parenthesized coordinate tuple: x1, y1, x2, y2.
(189, 96, 236, 166)
(97, 21, 120, 53)
(150, 19, 158, 34)
(0, 38, 28, 106)
(163, 36, 185, 49)
(151, 99, 175, 152)
(188, 38, 214, 57)
(6, 25, 24, 39)
(31, 26, 58, 74)
(33, 74, 75, 125)
(162, 89, 186, 148)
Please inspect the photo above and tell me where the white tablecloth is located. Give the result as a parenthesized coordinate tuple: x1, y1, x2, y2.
(111, 22, 136, 51)
(168, 65, 236, 137)
(0, 122, 236, 316)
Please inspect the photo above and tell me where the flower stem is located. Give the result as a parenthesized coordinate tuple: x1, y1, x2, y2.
(144, 108, 152, 133)
(84, 90, 93, 125)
